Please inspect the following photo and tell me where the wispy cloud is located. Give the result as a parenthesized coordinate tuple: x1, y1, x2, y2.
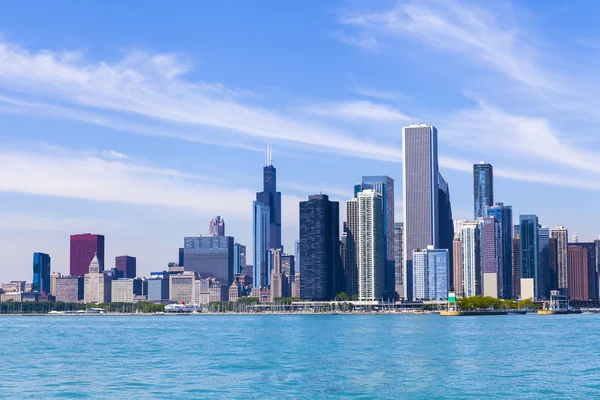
(352, 86, 410, 101)
(305, 100, 409, 122)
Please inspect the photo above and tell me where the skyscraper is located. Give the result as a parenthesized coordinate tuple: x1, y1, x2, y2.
(452, 235, 463, 297)
(253, 201, 270, 288)
(209, 216, 225, 236)
(233, 243, 246, 275)
(578, 242, 598, 300)
(481, 217, 501, 298)
(549, 237, 558, 292)
(550, 226, 569, 293)
(402, 123, 439, 300)
(361, 176, 395, 298)
(538, 226, 550, 300)
(394, 222, 404, 298)
(32, 252, 51, 293)
(357, 190, 384, 301)
(438, 173, 454, 294)
(413, 246, 449, 301)
(513, 237, 521, 298)
(84, 253, 112, 303)
(115, 255, 136, 278)
(184, 235, 234, 286)
(256, 143, 282, 252)
(487, 203, 513, 299)
(519, 215, 539, 300)
(461, 221, 481, 297)
(70, 233, 105, 278)
(299, 194, 341, 301)
(568, 245, 588, 301)
(345, 197, 359, 296)
(473, 162, 493, 219)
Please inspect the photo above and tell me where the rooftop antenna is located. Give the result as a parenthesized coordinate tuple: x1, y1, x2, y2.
(266, 142, 273, 166)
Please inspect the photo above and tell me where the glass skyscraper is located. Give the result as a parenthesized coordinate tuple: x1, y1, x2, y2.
(487, 203, 513, 298)
(473, 162, 493, 219)
(256, 144, 282, 252)
(519, 215, 539, 300)
(253, 201, 270, 288)
(438, 173, 454, 292)
(184, 235, 234, 286)
(394, 222, 404, 298)
(412, 246, 448, 301)
(32, 252, 51, 293)
(462, 221, 482, 297)
(299, 194, 341, 301)
(402, 123, 439, 301)
(538, 226, 550, 300)
(361, 176, 394, 298)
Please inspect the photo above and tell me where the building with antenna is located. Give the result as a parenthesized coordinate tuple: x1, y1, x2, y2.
(255, 143, 282, 252)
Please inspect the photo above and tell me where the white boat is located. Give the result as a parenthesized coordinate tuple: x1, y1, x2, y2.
(165, 303, 199, 313)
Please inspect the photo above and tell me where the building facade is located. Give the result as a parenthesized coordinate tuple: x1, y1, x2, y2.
(438, 174, 454, 297)
(487, 203, 513, 299)
(402, 123, 439, 300)
(70, 233, 105, 278)
(550, 226, 569, 293)
(169, 272, 195, 304)
(538, 226, 551, 300)
(412, 246, 449, 301)
(299, 194, 341, 301)
(253, 201, 270, 288)
(32, 252, 51, 293)
(473, 162, 493, 219)
(111, 278, 145, 303)
(461, 221, 481, 297)
(513, 237, 521, 298)
(452, 235, 463, 297)
(520, 215, 539, 300)
(54, 276, 82, 303)
(568, 245, 588, 301)
(209, 216, 225, 236)
(394, 222, 404, 298)
(84, 254, 112, 304)
(233, 243, 246, 275)
(115, 255, 136, 279)
(357, 190, 384, 301)
(184, 235, 234, 286)
(256, 144, 282, 252)
(345, 197, 359, 296)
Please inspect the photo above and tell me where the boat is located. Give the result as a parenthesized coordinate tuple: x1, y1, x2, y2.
(165, 303, 199, 313)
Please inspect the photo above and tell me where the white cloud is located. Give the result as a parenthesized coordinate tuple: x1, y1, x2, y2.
(306, 100, 409, 122)
(352, 86, 409, 101)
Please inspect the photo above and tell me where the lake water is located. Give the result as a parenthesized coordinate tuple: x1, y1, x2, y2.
(1, 314, 599, 399)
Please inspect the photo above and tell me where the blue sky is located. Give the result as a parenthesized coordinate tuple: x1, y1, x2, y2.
(1, 0, 600, 280)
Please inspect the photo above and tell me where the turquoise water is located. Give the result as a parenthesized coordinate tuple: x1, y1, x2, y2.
(1, 314, 599, 399)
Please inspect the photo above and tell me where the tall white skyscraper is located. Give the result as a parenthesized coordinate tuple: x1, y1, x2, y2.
(357, 190, 384, 301)
(412, 246, 449, 301)
(402, 123, 439, 300)
(550, 226, 569, 291)
(461, 221, 482, 297)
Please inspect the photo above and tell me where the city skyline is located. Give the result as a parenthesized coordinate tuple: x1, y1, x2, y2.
(3, 1, 600, 281)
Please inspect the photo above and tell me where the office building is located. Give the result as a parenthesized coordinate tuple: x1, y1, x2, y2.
(513, 237, 521, 298)
(54, 276, 83, 303)
(209, 281, 228, 302)
(578, 242, 598, 300)
(169, 272, 196, 304)
(112, 278, 145, 303)
(256, 143, 282, 252)
(147, 274, 170, 304)
(32, 252, 51, 293)
(452, 235, 463, 297)
(481, 217, 501, 298)
(299, 194, 341, 301)
(50, 272, 62, 297)
(438, 174, 454, 295)
(179, 247, 184, 267)
(357, 190, 384, 301)
(253, 201, 270, 288)
(549, 238, 558, 292)
(84, 254, 112, 303)
(538, 226, 551, 300)
(361, 176, 395, 298)
(345, 197, 359, 296)
(229, 281, 240, 302)
(281, 254, 295, 276)
(209, 216, 225, 236)
(270, 249, 287, 301)
(487, 203, 513, 298)
(394, 222, 404, 298)
(413, 246, 449, 301)
(115, 255, 136, 279)
(568, 245, 588, 301)
(520, 215, 539, 300)
(473, 162, 493, 219)
(194, 278, 210, 305)
(402, 123, 439, 300)
(233, 243, 246, 275)
(70, 233, 105, 278)
(461, 221, 481, 297)
(184, 235, 234, 286)
(550, 226, 568, 293)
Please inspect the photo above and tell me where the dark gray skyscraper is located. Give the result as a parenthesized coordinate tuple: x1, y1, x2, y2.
(361, 176, 395, 298)
(256, 143, 282, 251)
(299, 194, 341, 301)
(487, 203, 513, 298)
(520, 215, 539, 299)
(394, 223, 404, 297)
(438, 173, 454, 291)
(402, 123, 439, 300)
(184, 235, 234, 285)
(474, 162, 494, 219)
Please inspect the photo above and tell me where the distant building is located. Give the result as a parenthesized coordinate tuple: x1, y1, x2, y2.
(345, 197, 359, 296)
(115, 255, 136, 279)
(50, 272, 62, 297)
(84, 254, 112, 304)
(111, 278, 146, 303)
(520, 215, 539, 300)
(291, 273, 300, 298)
(568, 245, 588, 301)
(256, 143, 282, 253)
(253, 201, 271, 288)
(54, 276, 83, 303)
(70, 233, 105, 278)
(549, 237, 558, 292)
(209, 216, 226, 236)
(179, 247, 184, 267)
(229, 281, 240, 302)
(169, 272, 196, 304)
(550, 226, 569, 293)
(473, 162, 493, 219)
(32, 252, 51, 294)
(299, 194, 341, 301)
(281, 254, 295, 276)
(578, 242, 598, 301)
(394, 222, 404, 298)
(147, 274, 170, 304)
(184, 235, 234, 286)
(438, 174, 454, 298)
(487, 203, 513, 299)
(194, 279, 210, 305)
(357, 189, 384, 302)
(481, 217, 501, 298)
(233, 243, 246, 275)
(513, 237, 521, 298)
(538, 226, 551, 300)
(412, 246, 449, 301)
(461, 221, 481, 297)
(209, 281, 228, 302)
(270, 249, 285, 302)
(452, 235, 463, 297)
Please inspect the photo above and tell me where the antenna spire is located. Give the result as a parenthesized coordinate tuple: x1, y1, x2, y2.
(266, 142, 273, 166)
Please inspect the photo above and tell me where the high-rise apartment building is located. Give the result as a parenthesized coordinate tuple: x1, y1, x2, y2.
(209, 216, 226, 236)
(452, 235, 463, 297)
(487, 203, 513, 299)
(550, 226, 569, 293)
(461, 221, 481, 297)
(299, 194, 341, 301)
(394, 222, 404, 298)
(413, 246, 449, 301)
(32, 252, 51, 293)
(357, 190, 384, 301)
(115, 255, 136, 279)
(473, 162, 493, 219)
(520, 215, 539, 300)
(256, 143, 282, 252)
(184, 235, 234, 286)
(402, 123, 439, 300)
(345, 198, 359, 296)
(70, 233, 105, 278)
(253, 201, 270, 288)
(361, 176, 395, 298)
